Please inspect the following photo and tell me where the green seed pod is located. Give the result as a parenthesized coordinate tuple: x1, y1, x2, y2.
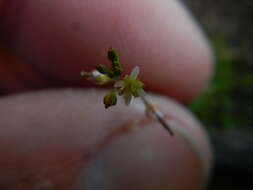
(108, 48, 122, 77)
(96, 64, 111, 74)
(112, 66, 122, 77)
(108, 48, 120, 63)
(103, 89, 117, 108)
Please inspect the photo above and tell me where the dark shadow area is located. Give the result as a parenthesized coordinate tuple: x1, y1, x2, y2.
(183, 0, 253, 189)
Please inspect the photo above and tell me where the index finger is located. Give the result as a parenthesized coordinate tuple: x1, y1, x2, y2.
(0, 0, 213, 102)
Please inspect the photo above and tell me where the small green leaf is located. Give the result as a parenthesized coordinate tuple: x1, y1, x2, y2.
(103, 89, 117, 108)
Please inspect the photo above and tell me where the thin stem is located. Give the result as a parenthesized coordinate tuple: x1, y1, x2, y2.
(139, 90, 174, 136)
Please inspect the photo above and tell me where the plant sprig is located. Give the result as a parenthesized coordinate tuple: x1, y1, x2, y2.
(81, 48, 145, 108)
(81, 48, 174, 135)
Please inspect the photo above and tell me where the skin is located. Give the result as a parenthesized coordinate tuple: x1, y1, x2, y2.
(0, 0, 213, 189)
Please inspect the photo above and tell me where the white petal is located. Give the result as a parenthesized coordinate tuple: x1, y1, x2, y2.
(130, 66, 140, 79)
(92, 70, 102, 77)
(114, 80, 124, 88)
(124, 93, 132, 106)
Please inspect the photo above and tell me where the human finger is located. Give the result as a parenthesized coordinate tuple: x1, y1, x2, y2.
(0, 89, 212, 189)
(0, 0, 213, 102)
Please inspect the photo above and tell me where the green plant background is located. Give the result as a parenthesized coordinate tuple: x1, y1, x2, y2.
(183, 1, 253, 189)
(188, 37, 253, 131)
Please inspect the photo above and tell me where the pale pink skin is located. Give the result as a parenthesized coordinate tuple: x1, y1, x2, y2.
(0, 0, 213, 101)
(0, 0, 213, 189)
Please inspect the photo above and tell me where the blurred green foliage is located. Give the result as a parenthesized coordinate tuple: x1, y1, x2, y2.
(188, 37, 253, 130)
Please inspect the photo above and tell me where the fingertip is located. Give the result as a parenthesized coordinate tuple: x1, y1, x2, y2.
(133, 1, 214, 102)
(79, 91, 213, 189)
(0, 89, 212, 189)
(0, 0, 213, 102)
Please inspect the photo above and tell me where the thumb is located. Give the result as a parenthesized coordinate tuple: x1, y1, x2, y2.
(0, 89, 212, 189)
